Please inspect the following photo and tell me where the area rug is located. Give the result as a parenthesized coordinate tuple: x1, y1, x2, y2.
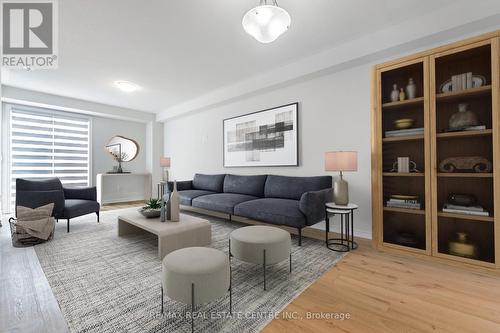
(34, 208, 344, 333)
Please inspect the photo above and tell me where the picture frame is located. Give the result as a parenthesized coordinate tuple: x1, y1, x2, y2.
(223, 102, 299, 167)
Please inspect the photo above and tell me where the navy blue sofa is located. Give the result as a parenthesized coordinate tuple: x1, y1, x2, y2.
(170, 174, 333, 245)
(15, 178, 100, 233)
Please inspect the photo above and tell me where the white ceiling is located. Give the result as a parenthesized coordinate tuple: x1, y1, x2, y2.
(2, 0, 458, 114)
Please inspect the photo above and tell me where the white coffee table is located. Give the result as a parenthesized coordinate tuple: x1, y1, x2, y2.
(117, 210, 211, 259)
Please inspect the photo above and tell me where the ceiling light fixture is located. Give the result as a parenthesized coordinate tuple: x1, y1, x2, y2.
(114, 80, 141, 93)
(242, 0, 291, 44)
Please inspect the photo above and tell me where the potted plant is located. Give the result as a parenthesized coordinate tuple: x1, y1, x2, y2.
(139, 198, 162, 218)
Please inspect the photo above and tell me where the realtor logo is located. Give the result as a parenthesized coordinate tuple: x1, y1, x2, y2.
(2, 0, 58, 69)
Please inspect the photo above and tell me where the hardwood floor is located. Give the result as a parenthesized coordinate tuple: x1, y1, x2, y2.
(2, 204, 500, 333)
(263, 239, 500, 333)
(100, 200, 145, 212)
(0, 217, 68, 333)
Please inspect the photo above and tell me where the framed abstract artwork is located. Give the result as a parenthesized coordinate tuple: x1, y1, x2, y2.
(223, 103, 298, 167)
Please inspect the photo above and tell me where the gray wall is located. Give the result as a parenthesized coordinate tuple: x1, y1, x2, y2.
(164, 64, 373, 238)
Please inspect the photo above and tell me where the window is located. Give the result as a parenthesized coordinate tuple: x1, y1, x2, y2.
(7, 105, 91, 209)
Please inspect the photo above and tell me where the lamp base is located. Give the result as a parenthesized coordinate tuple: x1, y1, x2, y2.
(334, 178, 349, 206)
(162, 169, 169, 182)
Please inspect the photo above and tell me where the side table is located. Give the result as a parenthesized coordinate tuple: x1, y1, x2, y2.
(325, 202, 358, 252)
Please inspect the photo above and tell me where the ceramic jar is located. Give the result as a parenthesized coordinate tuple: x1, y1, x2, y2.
(448, 103, 478, 130)
(406, 78, 417, 99)
(399, 88, 406, 101)
(390, 84, 399, 102)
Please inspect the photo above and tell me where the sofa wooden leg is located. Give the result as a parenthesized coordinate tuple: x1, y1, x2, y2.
(297, 228, 302, 246)
(229, 214, 232, 222)
(96, 211, 100, 223)
(67, 219, 70, 233)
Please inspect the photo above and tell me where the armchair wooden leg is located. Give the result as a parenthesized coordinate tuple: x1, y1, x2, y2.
(96, 211, 100, 223)
(67, 219, 70, 233)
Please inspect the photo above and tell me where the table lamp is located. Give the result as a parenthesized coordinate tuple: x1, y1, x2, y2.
(160, 157, 171, 182)
(325, 151, 358, 205)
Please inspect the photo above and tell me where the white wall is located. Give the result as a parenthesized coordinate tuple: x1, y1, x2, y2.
(164, 64, 373, 238)
(91, 117, 147, 185)
(0, 87, 161, 207)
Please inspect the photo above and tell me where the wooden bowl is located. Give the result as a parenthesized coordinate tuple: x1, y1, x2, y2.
(393, 118, 414, 129)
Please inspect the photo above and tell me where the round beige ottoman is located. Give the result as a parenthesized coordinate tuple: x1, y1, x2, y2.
(229, 225, 292, 290)
(161, 247, 231, 332)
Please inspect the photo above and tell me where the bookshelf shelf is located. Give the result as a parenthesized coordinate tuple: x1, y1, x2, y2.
(436, 129, 492, 139)
(383, 135, 424, 142)
(437, 211, 494, 222)
(382, 97, 425, 110)
(383, 206, 426, 215)
(436, 85, 491, 102)
(383, 172, 425, 177)
(437, 173, 493, 178)
(373, 31, 499, 268)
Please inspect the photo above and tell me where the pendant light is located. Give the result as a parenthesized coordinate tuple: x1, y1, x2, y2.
(242, 0, 291, 44)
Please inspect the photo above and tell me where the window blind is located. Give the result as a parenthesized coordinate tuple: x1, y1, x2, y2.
(9, 107, 90, 207)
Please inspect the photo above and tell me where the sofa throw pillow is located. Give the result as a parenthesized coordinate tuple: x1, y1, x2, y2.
(16, 203, 55, 240)
(17, 203, 54, 220)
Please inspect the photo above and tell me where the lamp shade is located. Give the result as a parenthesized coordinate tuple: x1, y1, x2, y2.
(325, 151, 358, 172)
(160, 157, 171, 168)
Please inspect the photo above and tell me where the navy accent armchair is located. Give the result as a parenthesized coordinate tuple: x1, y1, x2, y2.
(15, 178, 100, 233)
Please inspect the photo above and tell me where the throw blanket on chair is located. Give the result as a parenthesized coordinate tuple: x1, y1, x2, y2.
(16, 204, 55, 240)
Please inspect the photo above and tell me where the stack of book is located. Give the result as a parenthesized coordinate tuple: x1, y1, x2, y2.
(443, 203, 489, 216)
(386, 198, 421, 210)
(385, 127, 424, 138)
(451, 72, 473, 92)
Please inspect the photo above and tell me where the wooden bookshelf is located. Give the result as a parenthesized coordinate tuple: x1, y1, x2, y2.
(372, 31, 500, 268)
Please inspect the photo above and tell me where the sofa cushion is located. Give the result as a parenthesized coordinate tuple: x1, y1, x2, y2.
(63, 199, 100, 219)
(192, 174, 226, 192)
(178, 190, 216, 206)
(192, 193, 258, 214)
(264, 175, 332, 200)
(223, 174, 267, 197)
(234, 198, 306, 228)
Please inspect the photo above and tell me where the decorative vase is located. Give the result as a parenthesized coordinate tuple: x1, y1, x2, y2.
(399, 88, 406, 101)
(170, 181, 180, 222)
(448, 232, 478, 259)
(160, 198, 166, 222)
(164, 188, 171, 221)
(390, 84, 399, 102)
(406, 78, 417, 99)
(448, 103, 478, 130)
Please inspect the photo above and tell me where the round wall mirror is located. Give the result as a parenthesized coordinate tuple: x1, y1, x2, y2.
(105, 136, 140, 162)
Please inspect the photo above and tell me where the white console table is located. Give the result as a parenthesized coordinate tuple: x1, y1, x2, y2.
(96, 173, 152, 205)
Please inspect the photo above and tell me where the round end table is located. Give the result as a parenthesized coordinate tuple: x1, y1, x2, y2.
(325, 202, 358, 252)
